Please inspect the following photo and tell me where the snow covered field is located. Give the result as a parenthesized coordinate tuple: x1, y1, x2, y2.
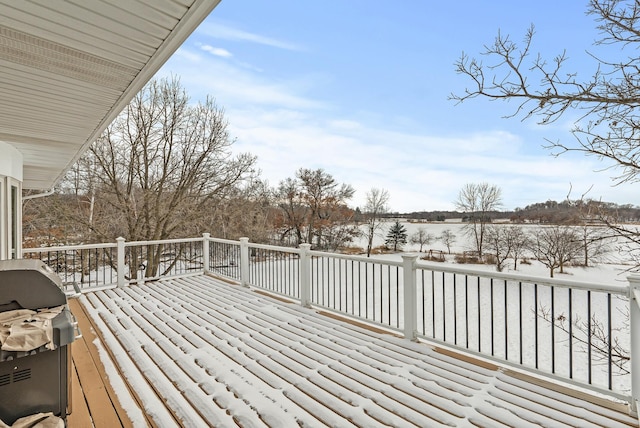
(358, 220, 635, 286)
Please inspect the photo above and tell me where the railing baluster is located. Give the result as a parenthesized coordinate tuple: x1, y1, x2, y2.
(535, 283, 539, 369)
(519, 281, 523, 365)
(442, 271, 446, 341)
(465, 275, 469, 349)
(568, 288, 573, 379)
(504, 279, 508, 361)
(551, 285, 555, 374)
(378, 263, 383, 324)
(396, 265, 400, 328)
(477, 276, 481, 352)
(453, 274, 458, 345)
(420, 272, 426, 335)
(587, 290, 593, 385)
(608, 293, 612, 390)
(357, 260, 362, 317)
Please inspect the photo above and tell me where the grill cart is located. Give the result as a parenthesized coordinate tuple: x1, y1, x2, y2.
(0, 259, 80, 425)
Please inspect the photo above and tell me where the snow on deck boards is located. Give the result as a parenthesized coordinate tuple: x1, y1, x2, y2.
(79, 274, 637, 428)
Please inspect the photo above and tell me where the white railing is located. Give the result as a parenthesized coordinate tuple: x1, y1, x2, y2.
(22, 234, 639, 414)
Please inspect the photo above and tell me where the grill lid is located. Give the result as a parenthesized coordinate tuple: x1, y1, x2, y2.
(0, 260, 67, 311)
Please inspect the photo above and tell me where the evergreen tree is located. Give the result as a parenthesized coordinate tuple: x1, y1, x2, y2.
(385, 220, 407, 252)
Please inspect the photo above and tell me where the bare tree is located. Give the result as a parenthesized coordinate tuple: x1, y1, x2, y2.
(438, 229, 457, 254)
(275, 177, 306, 246)
(451, 0, 640, 269)
(199, 178, 273, 242)
(410, 227, 434, 253)
(484, 226, 513, 272)
(530, 226, 582, 277)
(506, 225, 530, 270)
(67, 77, 256, 277)
(539, 305, 630, 375)
(22, 192, 85, 246)
(484, 225, 531, 272)
(275, 168, 357, 250)
(571, 199, 611, 267)
(455, 183, 502, 258)
(298, 168, 356, 249)
(363, 188, 390, 257)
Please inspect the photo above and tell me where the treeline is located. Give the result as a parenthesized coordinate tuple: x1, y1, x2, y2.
(396, 200, 640, 224)
(510, 200, 640, 223)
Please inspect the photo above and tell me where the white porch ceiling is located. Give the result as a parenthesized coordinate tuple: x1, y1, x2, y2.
(0, 0, 221, 190)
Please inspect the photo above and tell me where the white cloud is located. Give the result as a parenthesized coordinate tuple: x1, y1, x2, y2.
(226, 108, 628, 211)
(200, 44, 233, 58)
(160, 49, 324, 110)
(197, 21, 302, 51)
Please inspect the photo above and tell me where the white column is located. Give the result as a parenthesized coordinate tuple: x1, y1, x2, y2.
(116, 237, 126, 287)
(402, 254, 419, 341)
(0, 142, 23, 260)
(239, 237, 250, 287)
(299, 244, 312, 307)
(202, 233, 210, 273)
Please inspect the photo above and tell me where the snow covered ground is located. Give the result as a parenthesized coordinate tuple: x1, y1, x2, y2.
(359, 220, 636, 286)
(80, 274, 638, 427)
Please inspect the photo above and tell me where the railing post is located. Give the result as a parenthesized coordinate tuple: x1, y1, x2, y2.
(629, 275, 640, 414)
(116, 237, 125, 287)
(299, 244, 312, 308)
(402, 254, 419, 341)
(202, 233, 210, 273)
(239, 237, 250, 287)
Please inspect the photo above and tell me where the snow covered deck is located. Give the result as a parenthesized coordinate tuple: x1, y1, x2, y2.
(77, 274, 638, 427)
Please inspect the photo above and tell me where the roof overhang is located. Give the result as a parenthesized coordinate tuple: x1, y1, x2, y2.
(0, 0, 221, 190)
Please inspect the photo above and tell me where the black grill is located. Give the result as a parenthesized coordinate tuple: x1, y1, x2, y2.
(0, 259, 79, 425)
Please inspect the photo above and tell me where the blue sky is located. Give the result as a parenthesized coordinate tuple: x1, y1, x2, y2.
(157, 0, 638, 212)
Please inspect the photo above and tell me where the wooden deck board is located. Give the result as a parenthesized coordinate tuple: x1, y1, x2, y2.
(68, 298, 144, 428)
(67, 361, 93, 427)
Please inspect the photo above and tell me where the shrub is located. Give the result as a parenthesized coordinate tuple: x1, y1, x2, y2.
(339, 246, 365, 255)
(484, 254, 497, 265)
(454, 253, 481, 264)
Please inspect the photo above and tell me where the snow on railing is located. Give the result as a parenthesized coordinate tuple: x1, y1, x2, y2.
(22, 234, 639, 413)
